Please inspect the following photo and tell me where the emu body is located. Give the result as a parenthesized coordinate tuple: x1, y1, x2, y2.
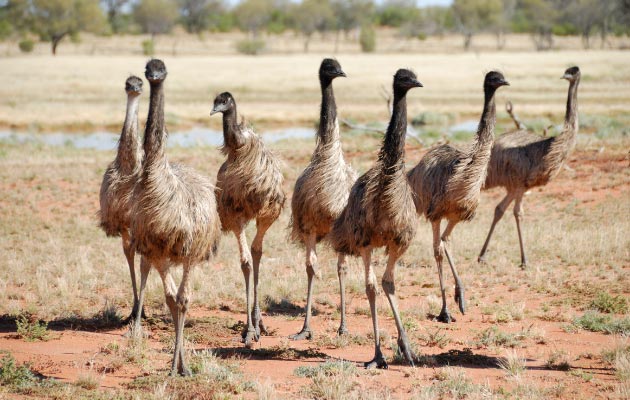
(131, 59, 221, 376)
(98, 76, 144, 322)
(330, 69, 421, 368)
(407, 71, 509, 323)
(211, 92, 285, 347)
(479, 66, 580, 268)
(289, 59, 357, 340)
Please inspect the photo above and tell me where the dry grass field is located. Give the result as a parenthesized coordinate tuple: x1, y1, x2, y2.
(0, 38, 629, 399)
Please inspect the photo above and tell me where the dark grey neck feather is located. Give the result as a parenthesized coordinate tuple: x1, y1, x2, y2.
(563, 78, 579, 133)
(116, 93, 141, 173)
(474, 87, 497, 148)
(379, 89, 408, 172)
(143, 82, 166, 166)
(317, 79, 338, 145)
(222, 106, 245, 150)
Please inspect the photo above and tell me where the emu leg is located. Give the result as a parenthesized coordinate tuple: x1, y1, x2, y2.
(290, 233, 317, 340)
(362, 248, 387, 369)
(173, 266, 192, 377)
(336, 253, 349, 336)
(478, 192, 515, 263)
(129, 256, 151, 337)
(433, 221, 452, 323)
(382, 247, 415, 366)
(121, 231, 144, 323)
(442, 220, 465, 315)
(236, 229, 256, 347)
(513, 192, 528, 269)
(251, 218, 272, 337)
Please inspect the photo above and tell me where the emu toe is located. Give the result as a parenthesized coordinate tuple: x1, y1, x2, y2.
(455, 285, 466, 315)
(289, 328, 313, 341)
(242, 329, 258, 348)
(364, 355, 388, 369)
(397, 336, 416, 367)
(337, 324, 349, 336)
(436, 309, 455, 323)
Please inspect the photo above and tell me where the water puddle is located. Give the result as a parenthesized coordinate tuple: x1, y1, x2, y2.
(0, 127, 315, 151)
(0, 122, 480, 151)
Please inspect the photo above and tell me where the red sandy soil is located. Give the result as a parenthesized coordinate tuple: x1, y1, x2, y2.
(0, 147, 627, 399)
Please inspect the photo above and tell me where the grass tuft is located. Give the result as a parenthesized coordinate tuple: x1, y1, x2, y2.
(572, 311, 630, 335)
(589, 292, 628, 314)
(498, 349, 526, 378)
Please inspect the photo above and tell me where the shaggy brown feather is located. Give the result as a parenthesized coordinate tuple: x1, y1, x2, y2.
(131, 59, 221, 376)
(479, 66, 580, 268)
(211, 91, 285, 346)
(407, 71, 509, 324)
(330, 69, 421, 369)
(98, 76, 144, 321)
(99, 76, 143, 237)
(288, 58, 356, 340)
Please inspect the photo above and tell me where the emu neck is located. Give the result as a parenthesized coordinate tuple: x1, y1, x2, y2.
(116, 93, 141, 174)
(380, 90, 408, 172)
(143, 81, 166, 166)
(561, 78, 579, 141)
(317, 78, 339, 145)
(222, 107, 245, 150)
(474, 88, 497, 148)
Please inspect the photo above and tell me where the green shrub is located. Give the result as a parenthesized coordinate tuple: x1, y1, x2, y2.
(573, 311, 630, 335)
(141, 39, 154, 56)
(18, 39, 34, 53)
(590, 292, 628, 314)
(235, 39, 265, 55)
(359, 23, 376, 53)
(16, 314, 49, 342)
(0, 353, 37, 389)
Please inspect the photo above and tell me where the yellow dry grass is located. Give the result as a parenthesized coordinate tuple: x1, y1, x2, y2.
(1, 38, 629, 131)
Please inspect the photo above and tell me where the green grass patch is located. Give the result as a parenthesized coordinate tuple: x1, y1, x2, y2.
(589, 291, 628, 314)
(572, 311, 630, 335)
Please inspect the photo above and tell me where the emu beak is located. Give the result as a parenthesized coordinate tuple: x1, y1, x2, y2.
(412, 79, 423, 88)
(210, 108, 218, 116)
(561, 73, 571, 80)
(500, 79, 510, 86)
(337, 70, 347, 78)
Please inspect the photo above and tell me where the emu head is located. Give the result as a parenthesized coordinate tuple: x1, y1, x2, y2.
(562, 66, 580, 82)
(145, 59, 167, 84)
(125, 76, 143, 96)
(393, 69, 423, 93)
(319, 58, 346, 83)
(210, 92, 235, 116)
(484, 71, 510, 91)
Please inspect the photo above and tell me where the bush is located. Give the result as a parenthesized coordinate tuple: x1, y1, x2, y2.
(590, 292, 629, 314)
(16, 314, 49, 342)
(235, 39, 265, 55)
(141, 39, 154, 56)
(359, 23, 376, 53)
(0, 353, 37, 389)
(18, 39, 34, 53)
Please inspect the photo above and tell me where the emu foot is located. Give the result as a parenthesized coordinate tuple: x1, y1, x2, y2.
(252, 309, 268, 336)
(242, 329, 258, 348)
(397, 336, 416, 367)
(477, 255, 487, 265)
(436, 309, 455, 323)
(519, 261, 528, 270)
(455, 285, 466, 315)
(170, 365, 192, 377)
(289, 328, 313, 340)
(122, 305, 147, 325)
(364, 353, 388, 369)
(337, 324, 349, 336)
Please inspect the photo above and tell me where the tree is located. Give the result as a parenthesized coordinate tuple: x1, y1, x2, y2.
(451, 0, 502, 50)
(332, 0, 374, 37)
(517, 0, 558, 50)
(376, 0, 418, 27)
(133, 0, 178, 38)
(27, 0, 106, 55)
(178, 0, 225, 34)
(291, 0, 335, 52)
(101, 0, 130, 33)
(234, 0, 274, 38)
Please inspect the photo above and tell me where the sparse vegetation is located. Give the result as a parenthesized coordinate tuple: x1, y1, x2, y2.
(498, 350, 526, 378)
(15, 313, 50, 342)
(590, 292, 628, 314)
(0, 353, 38, 389)
(546, 350, 571, 371)
(572, 311, 630, 335)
